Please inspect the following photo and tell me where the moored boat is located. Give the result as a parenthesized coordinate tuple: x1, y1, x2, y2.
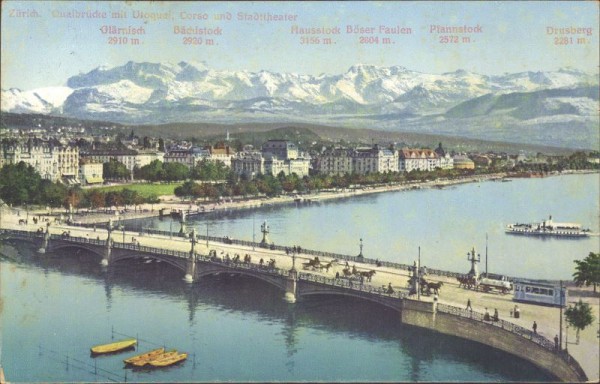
(505, 215, 590, 238)
(148, 352, 188, 367)
(124, 347, 165, 366)
(91, 338, 137, 354)
(131, 350, 178, 367)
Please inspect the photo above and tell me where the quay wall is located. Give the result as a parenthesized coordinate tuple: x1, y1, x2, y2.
(400, 299, 584, 382)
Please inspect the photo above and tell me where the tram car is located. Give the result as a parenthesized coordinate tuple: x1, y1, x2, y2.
(512, 280, 567, 307)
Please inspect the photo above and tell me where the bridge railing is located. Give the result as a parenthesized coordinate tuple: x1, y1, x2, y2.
(436, 303, 556, 348)
(435, 302, 585, 379)
(298, 272, 405, 300)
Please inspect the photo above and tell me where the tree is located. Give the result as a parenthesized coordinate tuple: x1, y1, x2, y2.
(103, 159, 130, 180)
(573, 252, 600, 293)
(564, 299, 595, 343)
(0, 162, 43, 205)
(162, 162, 189, 182)
(87, 190, 105, 209)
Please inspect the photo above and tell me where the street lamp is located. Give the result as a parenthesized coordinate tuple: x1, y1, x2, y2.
(291, 250, 296, 272)
(358, 238, 363, 259)
(120, 225, 125, 244)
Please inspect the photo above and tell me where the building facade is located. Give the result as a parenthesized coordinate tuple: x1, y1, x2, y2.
(79, 161, 104, 185)
(231, 140, 310, 179)
(82, 149, 164, 172)
(316, 145, 398, 176)
(231, 151, 264, 179)
(398, 149, 440, 172)
(0, 138, 79, 183)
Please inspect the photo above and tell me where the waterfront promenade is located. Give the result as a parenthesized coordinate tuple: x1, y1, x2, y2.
(1, 208, 597, 381)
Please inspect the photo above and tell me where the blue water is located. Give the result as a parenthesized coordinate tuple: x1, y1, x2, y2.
(1, 247, 554, 382)
(1, 173, 596, 382)
(138, 173, 600, 280)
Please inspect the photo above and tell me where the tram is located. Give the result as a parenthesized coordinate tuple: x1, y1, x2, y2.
(512, 280, 567, 307)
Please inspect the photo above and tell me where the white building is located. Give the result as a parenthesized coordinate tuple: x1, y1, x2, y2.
(79, 161, 104, 185)
(316, 145, 398, 176)
(1, 138, 79, 183)
(231, 151, 264, 179)
(81, 149, 163, 172)
(398, 148, 441, 172)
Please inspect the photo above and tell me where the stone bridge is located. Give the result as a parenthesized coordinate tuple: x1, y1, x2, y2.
(0, 227, 588, 382)
(0, 228, 404, 309)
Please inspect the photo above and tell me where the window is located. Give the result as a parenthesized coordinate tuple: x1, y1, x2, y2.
(548, 289, 553, 296)
(532, 287, 540, 294)
(525, 286, 531, 292)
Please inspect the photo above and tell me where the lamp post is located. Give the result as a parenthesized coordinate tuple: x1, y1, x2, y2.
(417, 246, 421, 301)
(559, 280, 563, 352)
(358, 238, 363, 259)
(170, 218, 173, 239)
(120, 225, 125, 244)
(206, 222, 209, 247)
(291, 250, 296, 272)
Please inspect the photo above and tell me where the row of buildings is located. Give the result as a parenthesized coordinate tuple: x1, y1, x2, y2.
(314, 143, 459, 176)
(1, 137, 475, 185)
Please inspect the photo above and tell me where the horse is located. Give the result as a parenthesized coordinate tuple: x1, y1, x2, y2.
(359, 270, 376, 282)
(319, 260, 337, 273)
(302, 257, 321, 270)
(342, 267, 354, 278)
(457, 275, 477, 290)
(427, 281, 443, 295)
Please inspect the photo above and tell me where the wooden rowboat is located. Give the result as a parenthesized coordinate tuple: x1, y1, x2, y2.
(91, 338, 137, 354)
(148, 352, 188, 367)
(124, 347, 165, 365)
(131, 350, 178, 367)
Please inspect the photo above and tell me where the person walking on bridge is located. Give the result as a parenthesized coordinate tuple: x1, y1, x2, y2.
(533, 321, 537, 334)
(466, 298, 472, 311)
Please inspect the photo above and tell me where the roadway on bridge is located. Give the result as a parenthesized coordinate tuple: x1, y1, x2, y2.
(1, 209, 598, 381)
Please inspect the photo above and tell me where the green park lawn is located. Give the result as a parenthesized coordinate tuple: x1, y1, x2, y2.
(89, 182, 183, 198)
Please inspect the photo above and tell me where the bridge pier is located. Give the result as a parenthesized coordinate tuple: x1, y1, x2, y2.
(101, 219, 114, 266)
(184, 229, 197, 283)
(284, 269, 298, 303)
(37, 223, 50, 254)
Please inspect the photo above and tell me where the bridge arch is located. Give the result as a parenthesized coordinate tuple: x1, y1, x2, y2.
(110, 252, 187, 273)
(297, 288, 402, 313)
(195, 265, 288, 293)
(50, 243, 105, 259)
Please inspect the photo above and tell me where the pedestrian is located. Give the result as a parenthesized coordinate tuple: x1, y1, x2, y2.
(554, 334, 559, 350)
(484, 307, 490, 321)
(493, 308, 499, 321)
(335, 272, 340, 279)
(514, 305, 520, 318)
(533, 321, 537, 334)
(466, 298, 472, 311)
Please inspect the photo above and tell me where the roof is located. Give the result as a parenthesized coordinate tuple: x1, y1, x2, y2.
(399, 149, 438, 159)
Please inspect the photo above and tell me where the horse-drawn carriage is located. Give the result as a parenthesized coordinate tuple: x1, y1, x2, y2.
(456, 274, 512, 294)
(407, 276, 443, 296)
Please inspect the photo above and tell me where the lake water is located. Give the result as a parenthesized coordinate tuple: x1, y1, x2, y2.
(139, 173, 600, 280)
(1, 173, 597, 382)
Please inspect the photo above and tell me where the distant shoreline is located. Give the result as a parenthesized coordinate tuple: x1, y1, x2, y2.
(13, 169, 598, 225)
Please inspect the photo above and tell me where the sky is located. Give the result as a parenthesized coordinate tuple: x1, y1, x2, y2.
(1, 0, 599, 90)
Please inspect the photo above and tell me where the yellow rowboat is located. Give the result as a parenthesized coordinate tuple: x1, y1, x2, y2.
(90, 338, 137, 354)
(130, 350, 178, 367)
(148, 352, 188, 367)
(124, 347, 165, 366)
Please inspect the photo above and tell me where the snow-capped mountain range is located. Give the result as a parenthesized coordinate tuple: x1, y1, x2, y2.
(2, 61, 597, 118)
(2, 61, 598, 149)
